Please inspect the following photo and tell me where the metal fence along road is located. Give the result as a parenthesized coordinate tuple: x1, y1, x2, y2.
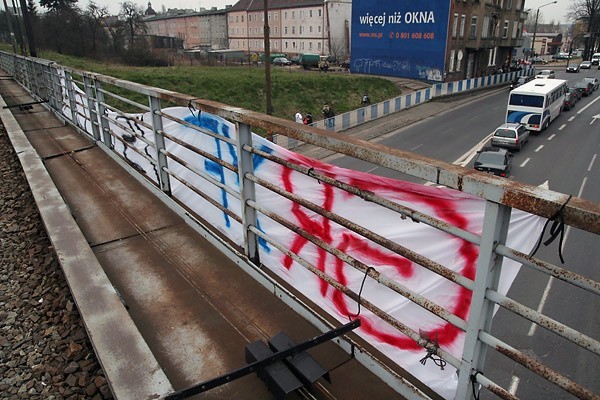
(0, 52, 598, 400)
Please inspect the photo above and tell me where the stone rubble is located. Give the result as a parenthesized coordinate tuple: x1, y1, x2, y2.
(0, 122, 112, 399)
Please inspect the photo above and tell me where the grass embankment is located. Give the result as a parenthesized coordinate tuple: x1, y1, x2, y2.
(36, 50, 401, 122)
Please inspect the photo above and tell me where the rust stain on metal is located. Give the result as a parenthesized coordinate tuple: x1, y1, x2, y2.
(496, 346, 597, 399)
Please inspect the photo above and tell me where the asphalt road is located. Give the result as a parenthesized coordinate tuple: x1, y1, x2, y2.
(324, 68, 600, 399)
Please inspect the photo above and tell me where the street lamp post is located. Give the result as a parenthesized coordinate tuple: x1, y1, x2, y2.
(531, 1, 557, 61)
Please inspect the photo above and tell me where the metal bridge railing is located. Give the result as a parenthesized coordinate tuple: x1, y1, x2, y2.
(1, 52, 598, 400)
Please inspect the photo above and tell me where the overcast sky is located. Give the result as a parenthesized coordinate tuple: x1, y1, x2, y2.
(525, 0, 571, 24)
(1, 0, 572, 24)
(80, 0, 572, 23)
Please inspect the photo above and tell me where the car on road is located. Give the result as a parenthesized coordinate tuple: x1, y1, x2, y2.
(535, 69, 555, 79)
(530, 57, 548, 64)
(568, 86, 582, 101)
(563, 90, 578, 111)
(510, 75, 534, 90)
(574, 80, 594, 96)
(582, 77, 599, 91)
(272, 57, 292, 66)
(580, 60, 592, 69)
(473, 147, 513, 177)
(491, 123, 530, 151)
(566, 64, 580, 73)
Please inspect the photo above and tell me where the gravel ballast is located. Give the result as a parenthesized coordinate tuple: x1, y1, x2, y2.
(0, 122, 112, 400)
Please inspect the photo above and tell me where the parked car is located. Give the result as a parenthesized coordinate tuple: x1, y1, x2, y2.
(473, 147, 513, 177)
(530, 57, 548, 64)
(563, 90, 578, 111)
(574, 80, 594, 96)
(510, 75, 534, 90)
(568, 86, 582, 101)
(582, 77, 599, 91)
(566, 64, 580, 73)
(272, 57, 292, 66)
(580, 60, 592, 69)
(490, 123, 530, 151)
(535, 69, 555, 79)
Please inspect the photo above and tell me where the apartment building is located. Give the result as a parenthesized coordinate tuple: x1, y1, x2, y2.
(227, 0, 351, 59)
(145, 7, 229, 50)
(447, 0, 527, 80)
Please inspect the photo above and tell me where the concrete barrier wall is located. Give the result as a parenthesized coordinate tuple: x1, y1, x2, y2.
(275, 67, 535, 150)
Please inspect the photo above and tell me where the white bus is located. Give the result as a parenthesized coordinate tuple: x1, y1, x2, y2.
(506, 78, 568, 132)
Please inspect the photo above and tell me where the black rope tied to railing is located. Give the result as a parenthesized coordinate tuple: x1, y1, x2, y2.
(419, 342, 447, 370)
(530, 194, 572, 264)
(187, 99, 201, 122)
(470, 371, 482, 400)
(348, 267, 374, 321)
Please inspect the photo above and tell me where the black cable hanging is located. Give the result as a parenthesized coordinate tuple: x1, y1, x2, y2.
(348, 267, 374, 321)
(470, 371, 482, 400)
(530, 194, 572, 263)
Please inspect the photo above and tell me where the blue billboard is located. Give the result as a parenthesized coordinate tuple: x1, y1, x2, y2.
(350, 0, 451, 81)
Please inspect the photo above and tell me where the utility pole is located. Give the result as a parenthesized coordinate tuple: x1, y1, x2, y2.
(2, 0, 18, 54)
(263, 0, 272, 116)
(19, 0, 37, 57)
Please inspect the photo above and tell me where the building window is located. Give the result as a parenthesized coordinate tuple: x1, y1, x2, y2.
(456, 50, 463, 71)
(284, 11, 287, 19)
(482, 16, 489, 38)
(310, 10, 313, 18)
(470, 16, 477, 38)
(275, 12, 278, 20)
(310, 26, 313, 33)
(318, 42, 321, 50)
(449, 50, 455, 72)
(318, 25, 322, 33)
(488, 47, 497, 66)
(452, 13, 459, 37)
(268, 12, 271, 20)
(292, 11, 295, 19)
(503, 20, 509, 38)
(292, 26, 295, 34)
(460, 15, 466, 37)
(309, 42, 313, 50)
(285, 26, 288, 34)
(274, 26, 278, 34)
(318, 9, 322, 17)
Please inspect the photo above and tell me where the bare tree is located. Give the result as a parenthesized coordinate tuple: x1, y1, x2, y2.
(83, 1, 108, 55)
(119, 1, 146, 50)
(568, 0, 600, 58)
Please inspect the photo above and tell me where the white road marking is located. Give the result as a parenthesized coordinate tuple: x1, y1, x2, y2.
(470, 115, 479, 121)
(454, 132, 495, 167)
(534, 145, 544, 152)
(411, 144, 423, 151)
(558, 124, 566, 130)
(443, 128, 454, 134)
(529, 175, 585, 336)
(568, 116, 575, 122)
(520, 158, 530, 167)
(577, 95, 600, 114)
(547, 134, 556, 141)
(528, 277, 554, 336)
(588, 154, 597, 172)
(366, 166, 379, 174)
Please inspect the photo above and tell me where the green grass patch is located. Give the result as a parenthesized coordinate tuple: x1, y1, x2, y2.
(34, 50, 401, 121)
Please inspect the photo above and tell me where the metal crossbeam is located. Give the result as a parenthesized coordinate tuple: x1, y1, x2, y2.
(164, 319, 361, 399)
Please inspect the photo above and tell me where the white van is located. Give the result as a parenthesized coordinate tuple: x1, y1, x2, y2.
(591, 53, 600, 65)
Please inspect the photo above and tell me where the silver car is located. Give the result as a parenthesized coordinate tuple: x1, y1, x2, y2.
(491, 123, 530, 151)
